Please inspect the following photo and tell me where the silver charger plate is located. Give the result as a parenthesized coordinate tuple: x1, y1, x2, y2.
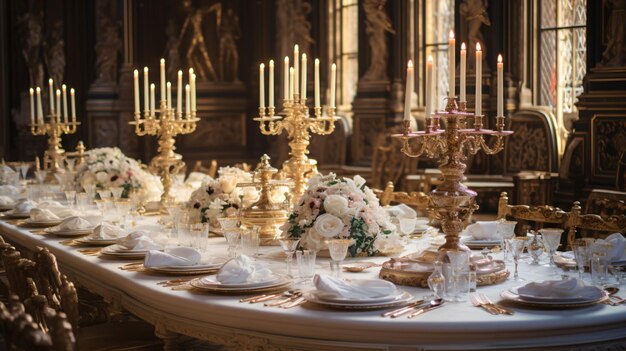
(304, 290, 415, 310)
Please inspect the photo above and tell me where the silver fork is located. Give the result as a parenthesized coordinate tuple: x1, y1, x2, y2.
(470, 293, 497, 315)
(479, 293, 514, 315)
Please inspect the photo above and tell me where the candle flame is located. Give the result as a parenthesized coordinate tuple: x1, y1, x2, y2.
(498, 54, 503, 63)
(49, 78, 53, 85)
(427, 55, 433, 64)
(167, 82, 171, 87)
(302, 53, 307, 60)
(449, 30, 454, 39)
(315, 58, 319, 65)
(461, 42, 466, 50)
(29, 88, 34, 94)
(160, 58, 165, 64)
(294, 44, 299, 52)
(289, 67, 294, 73)
(407, 60, 413, 69)
(36, 87, 41, 93)
(62, 84, 66, 91)
(260, 63, 265, 69)
(476, 42, 482, 51)
(284, 56, 289, 63)
(178, 70, 183, 77)
(56, 89, 61, 96)
(150, 83, 155, 89)
(331, 63, 336, 70)
(143, 67, 148, 73)
(70, 88, 75, 94)
(189, 68, 194, 74)
(134, 69, 138, 77)
(269, 59, 274, 66)
(185, 84, 190, 91)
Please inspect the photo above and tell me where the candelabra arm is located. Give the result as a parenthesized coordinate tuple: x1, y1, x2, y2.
(478, 135, 505, 155)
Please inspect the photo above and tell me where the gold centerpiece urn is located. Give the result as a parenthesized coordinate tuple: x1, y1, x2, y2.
(238, 155, 292, 246)
(130, 59, 199, 212)
(28, 80, 80, 179)
(253, 45, 338, 204)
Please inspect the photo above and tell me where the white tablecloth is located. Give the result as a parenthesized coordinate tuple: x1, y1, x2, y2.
(1, 217, 625, 351)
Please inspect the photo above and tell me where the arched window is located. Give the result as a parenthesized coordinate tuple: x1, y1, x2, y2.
(328, 0, 359, 115)
(536, 0, 586, 131)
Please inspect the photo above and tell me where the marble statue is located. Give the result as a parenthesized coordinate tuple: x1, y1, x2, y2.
(362, 0, 395, 81)
(460, 0, 491, 69)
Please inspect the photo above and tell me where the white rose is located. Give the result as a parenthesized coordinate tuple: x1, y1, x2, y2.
(219, 175, 238, 194)
(323, 194, 349, 216)
(313, 213, 344, 238)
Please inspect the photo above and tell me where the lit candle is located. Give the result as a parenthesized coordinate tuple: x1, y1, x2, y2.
(150, 83, 155, 117)
(166, 82, 172, 110)
(133, 69, 140, 113)
(70, 88, 76, 122)
(189, 68, 196, 112)
(460, 42, 466, 102)
(259, 63, 265, 109)
(497, 54, 503, 117)
(35, 156, 40, 171)
(62, 85, 68, 123)
(289, 67, 294, 101)
(448, 30, 455, 98)
(294, 44, 299, 97)
(177, 70, 183, 115)
(36, 87, 43, 124)
(185, 84, 190, 115)
(55, 89, 61, 122)
(426, 56, 433, 119)
(48, 79, 54, 115)
(475, 43, 482, 116)
(301, 53, 307, 101)
(29, 88, 35, 126)
(160, 59, 166, 103)
(330, 63, 336, 108)
(314, 58, 320, 108)
(283, 56, 289, 101)
(269, 60, 274, 108)
(403, 60, 413, 121)
(143, 67, 149, 113)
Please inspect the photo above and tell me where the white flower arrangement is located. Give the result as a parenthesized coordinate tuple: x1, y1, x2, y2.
(74, 147, 162, 201)
(281, 173, 402, 256)
(187, 166, 257, 226)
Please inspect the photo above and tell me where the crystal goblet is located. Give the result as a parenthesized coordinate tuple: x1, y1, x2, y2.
(241, 227, 261, 258)
(510, 237, 528, 281)
(572, 238, 591, 280)
(539, 228, 563, 269)
(278, 237, 301, 277)
(496, 219, 517, 262)
(327, 239, 353, 279)
(447, 250, 470, 302)
(64, 190, 76, 209)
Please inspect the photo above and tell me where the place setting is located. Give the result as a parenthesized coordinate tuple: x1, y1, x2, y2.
(43, 216, 97, 237)
(83, 230, 163, 259)
(500, 278, 609, 308)
(121, 246, 226, 276)
(71, 222, 127, 246)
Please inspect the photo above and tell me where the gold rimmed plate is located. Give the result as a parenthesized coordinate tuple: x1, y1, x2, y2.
(500, 289, 608, 308)
(44, 227, 94, 237)
(303, 290, 416, 310)
(189, 275, 291, 294)
(73, 237, 118, 246)
(3, 210, 32, 219)
(23, 218, 64, 227)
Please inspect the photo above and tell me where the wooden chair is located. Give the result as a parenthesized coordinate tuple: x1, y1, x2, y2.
(0, 294, 76, 351)
(192, 160, 218, 178)
(617, 151, 626, 191)
(584, 189, 626, 218)
(566, 201, 626, 250)
(497, 192, 569, 235)
(374, 181, 431, 216)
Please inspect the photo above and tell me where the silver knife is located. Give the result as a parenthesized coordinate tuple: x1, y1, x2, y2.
(407, 302, 444, 319)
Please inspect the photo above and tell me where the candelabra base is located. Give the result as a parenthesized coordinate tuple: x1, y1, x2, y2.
(240, 208, 288, 246)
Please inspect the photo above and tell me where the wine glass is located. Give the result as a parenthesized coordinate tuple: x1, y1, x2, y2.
(76, 193, 90, 214)
(510, 237, 528, 281)
(114, 200, 132, 229)
(241, 226, 261, 258)
(18, 164, 29, 184)
(97, 190, 111, 201)
(539, 228, 563, 270)
(572, 239, 591, 280)
(83, 184, 96, 204)
(34, 170, 47, 185)
(64, 190, 76, 209)
(278, 237, 301, 277)
(327, 239, 353, 279)
(447, 250, 470, 302)
(496, 219, 517, 262)
(111, 187, 124, 201)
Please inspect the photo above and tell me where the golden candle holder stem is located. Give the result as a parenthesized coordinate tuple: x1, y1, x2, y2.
(30, 115, 80, 181)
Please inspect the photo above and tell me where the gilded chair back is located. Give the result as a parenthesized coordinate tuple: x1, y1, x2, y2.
(497, 192, 569, 235)
(566, 201, 626, 250)
(192, 159, 218, 178)
(374, 181, 431, 215)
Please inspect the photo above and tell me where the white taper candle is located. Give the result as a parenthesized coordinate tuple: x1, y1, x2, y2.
(269, 60, 274, 108)
(330, 63, 336, 108)
(283, 56, 289, 101)
(133, 70, 140, 113)
(448, 30, 455, 98)
(301, 53, 307, 101)
(62, 84, 68, 123)
(189, 68, 196, 112)
(167, 82, 172, 110)
(48, 79, 54, 115)
(36, 87, 43, 124)
(426, 56, 433, 120)
(403, 60, 413, 121)
(70, 88, 76, 122)
(314, 58, 320, 108)
(497, 54, 503, 117)
(55, 89, 61, 122)
(289, 67, 294, 101)
(259, 63, 265, 109)
(150, 83, 155, 117)
(475, 43, 482, 116)
(29, 88, 35, 126)
(185, 84, 190, 115)
(294, 45, 299, 97)
(160, 58, 166, 103)
(460, 42, 466, 102)
(143, 67, 149, 113)
(177, 70, 183, 115)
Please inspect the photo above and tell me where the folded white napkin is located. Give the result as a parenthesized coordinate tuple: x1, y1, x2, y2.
(37, 201, 76, 218)
(517, 278, 599, 299)
(385, 204, 417, 219)
(216, 255, 272, 284)
(313, 274, 398, 299)
(465, 221, 498, 240)
(49, 216, 93, 231)
(116, 231, 161, 250)
(89, 223, 126, 240)
(29, 208, 60, 221)
(15, 199, 37, 213)
(605, 233, 626, 262)
(144, 247, 201, 268)
(0, 196, 15, 206)
(0, 185, 19, 197)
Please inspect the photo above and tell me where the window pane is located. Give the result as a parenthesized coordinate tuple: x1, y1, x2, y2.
(539, 30, 557, 108)
(341, 4, 358, 54)
(541, 0, 557, 28)
(559, 0, 587, 27)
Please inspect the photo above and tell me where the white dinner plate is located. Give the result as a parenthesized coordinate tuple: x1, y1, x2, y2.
(192, 274, 283, 289)
(3, 210, 32, 219)
(100, 245, 152, 259)
(501, 288, 607, 307)
(312, 289, 403, 304)
(464, 239, 501, 249)
(304, 290, 415, 310)
(514, 285, 606, 303)
(74, 237, 118, 246)
(24, 218, 63, 227)
(144, 263, 222, 275)
(0, 205, 15, 211)
(189, 275, 291, 293)
(44, 227, 94, 237)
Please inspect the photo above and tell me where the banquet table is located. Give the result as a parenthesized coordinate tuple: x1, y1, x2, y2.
(0, 217, 625, 351)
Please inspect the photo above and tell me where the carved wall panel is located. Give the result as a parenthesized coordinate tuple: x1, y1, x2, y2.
(93, 118, 118, 148)
(592, 115, 626, 181)
(352, 115, 386, 165)
(504, 109, 559, 174)
(179, 115, 246, 150)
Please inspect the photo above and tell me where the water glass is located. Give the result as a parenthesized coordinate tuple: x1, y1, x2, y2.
(111, 187, 124, 201)
(35, 170, 47, 184)
(83, 184, 96, 203)
(446, 250, 470, 302)
(114, 200, 132, 229)
(64, 190, 76, 208)
(97, 190, 111, 201)
(296, 250, 316, 280)
(591, 254, 610, 287)
(188, 222, 209, 251)
(572, 239, 591, 280)
(327, 239, 353, 278)
(223, 229, 241, 258)
(539, 228, 563, 269)
(241, 227, 261, 258)
(18, 164, 30, 183)
(76, 193, 90, 214)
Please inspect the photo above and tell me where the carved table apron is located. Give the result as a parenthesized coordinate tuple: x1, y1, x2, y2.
(1, 220, 625, 351)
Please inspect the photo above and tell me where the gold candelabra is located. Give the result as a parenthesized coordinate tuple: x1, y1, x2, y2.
(254, 94, 337, 203)
(130, 101, 198, 211)
(30, 115, 80, 175)
(131, 60, 199, 211)
(393, 98, 512, 259)
(237, 154, 292, 245)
